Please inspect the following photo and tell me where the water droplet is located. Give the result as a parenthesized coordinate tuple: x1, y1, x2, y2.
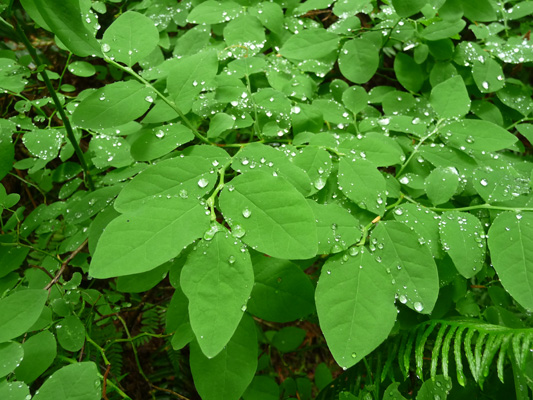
(198, 178, 209, 188)
(399, 295, 407, 304)
(351, 352, 357, 358)
(241, 304, 247, 312)
(228, 255, 236, 264)
(482, 81, 489, 90)
(414, 302, 424, 312)
(394, 208, 403, 216)
(179, 189, 188, 198)
(480, 179, 488, 186)
(314, 177, 326, 190)
(102, 43, 111, 53)
(145, 96, 154, 103)
(242, 208, 251, 218)
(203, 225, 219, 241)
(232, 225, 245, 238)
(155, 129, 165, 138)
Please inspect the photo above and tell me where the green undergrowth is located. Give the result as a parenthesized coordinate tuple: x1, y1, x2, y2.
(1, 0, 533, 399)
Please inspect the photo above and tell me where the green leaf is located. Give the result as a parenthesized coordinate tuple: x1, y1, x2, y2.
(472, 58, 505, 93)
(416, 375, 452, 399)
(207, 113, 235, 139)
(223, 15, 265, 58)
(342, 85, 369, 115)
(392, 204, 443, 258)
(424, 166, 460, 205)
(338, 37, 379, 84)
(392, 0, 427, 17)
(462, 0, 496, 22)
(232, 143, 312, 196)
(187, 1, 243, 24)
(56, 315, 85, 352)
(439, 211, 486, 278)
(181, 228, 254, 358)
(14, 331, 57, 383)
(101, 11, 159, 67)
(383, 382, 407, 399)
(243, 376, 279, 400)
(89, 134, 133, 168)
(72, 81, 156, 130)
(0, 289, 48, 342)
(116, 263, 169, 293)
(279, 29, 339, 60)
(440, 119, 517, 151)
(373, 221, 439, 314)
(394, 52, 425, 92)
(315, 248, 397, 369)
(114, 155, 216, 213)
(0, 239, 29, 279)
(0, 380, 30, 400)
(507, 1, 533, 20)
(338, 158, 387, 215)
(472, 165, 530, 203)
(293, 146, 333, 193)
(340, 133, 405, 167)
(0, 59, 29, 93)
(24, 0, 101, 57)
(488, 212, 533, 310)
(308, 201, 361, 254)
(90, 195, 210, 278)
(421, 19, 466, 41)
(68, 61, 95, 77)
(22, 129, 63, 161)
(190, 314, 257, 400)
(430, 76, 471, 118)
(32, 362, 100, 400)
(130, 123, 194, 161)
(247, 251, 315, 323)
(166, 50, 218, 115)
(218, 170, 318, 259)
(0, 341, 23, 378)
(271, 327, 306, 353)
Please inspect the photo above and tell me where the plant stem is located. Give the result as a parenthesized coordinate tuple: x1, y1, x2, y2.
(103, 57, 212, 145)
(403, 194, 533, 212)
(13, 22, 95, 191)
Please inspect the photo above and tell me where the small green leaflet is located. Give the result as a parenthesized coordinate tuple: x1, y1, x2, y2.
(181, 228, 254, 358)
(0, 59, 29, 93)
(488, 212, 533, 310)
(373, 221, 439, 314)
(0, 289, 48, 342)
(223, 15, 265, 58)
(32, 362, 100, 400)
(0, 380, 30, 400)
(394, 53, 425, 92)
(166, 285, 194, 350)
(22, 129, 63, 161)
(424, 166, 460, 205)
(24, 0, 101, 57)
(308, 201, 361, 254)
(279, 29, 339, 60)
(56, 315, 85, 352)
(247, 252, 315, 323)
(315, 248, 397, 369)
(417, 375, 452, 400)
(440, 119, 517, 152)
(130, 123, 194, 161)
(338, 37, 379, 84)
(0, 342, 23, 378)
(15, 331, 57, 383)
(342, 85, 369, 115)
(338, 158, 386, 215)
(114, 156, 216, 212)
(472, 165, 530, 203)
(340, 133, 405, 167)
(293, 146, 333, 194)
(101, 11, 159, 67)
(72, 81, 156, 130)
(472, 59, 505, 93)
(187, 1, 243, 24)
(166, 50, 218, 115)
(430, 76, 471, 118)
(90, 196, 210, 278)
(439, 212, 486, 278)
(190, 314, 257, 400)
(218, 170, 317, 259)
(392, 0, 427, 17)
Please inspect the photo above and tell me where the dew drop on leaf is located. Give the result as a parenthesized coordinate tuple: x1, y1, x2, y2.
(197, 178, 209, 188)
(232, 225, 245, 238)
(414, 302, 424, 312)
(102, 43, 111, 52)
(242, 208, 251, 218)
(228, 255, 236, 264)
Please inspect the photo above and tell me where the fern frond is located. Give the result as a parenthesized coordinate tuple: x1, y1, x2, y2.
(384, 319, 533, 387)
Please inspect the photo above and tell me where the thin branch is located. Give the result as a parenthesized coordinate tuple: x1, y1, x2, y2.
(44, 239, 88, 290)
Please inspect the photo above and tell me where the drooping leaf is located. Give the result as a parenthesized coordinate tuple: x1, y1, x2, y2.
(72, 81, 156, 130)
(23, 0, 101, 57)
(0, 289, 48, 342)
(315, 248, 397, 369)
(394, 52, 425, 92)
(90, 196, 210, 278)
(247, 251, 315, 323)
(223, 15, 265, 58)
(488, 212, 533, 310)
(0, 341, 24, 378)
(130, 123, 194, 161)
(190, 314, 257, 400)
(392, 0, 427, 17)
(32, 362, 100, 400)
(218, 170, 318, 259)
(472, 58, 505, 93)
(187, 1, 243, 24)
(373, 221, 439, 314)
(439, 212, 486, 278)
(181, 228, 254, 358)
(338, 158, 387, 215)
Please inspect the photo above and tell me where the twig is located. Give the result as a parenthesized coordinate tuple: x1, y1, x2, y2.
(150, 384, 191, 400)
(44, 239, 88, 290)
(102, 364, 111, 400)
